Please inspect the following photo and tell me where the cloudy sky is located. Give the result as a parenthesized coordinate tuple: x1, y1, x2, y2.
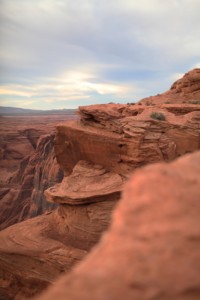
(0, 0, 200, 109)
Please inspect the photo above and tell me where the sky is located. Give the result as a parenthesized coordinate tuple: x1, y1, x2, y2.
(0, 0, 200, 110)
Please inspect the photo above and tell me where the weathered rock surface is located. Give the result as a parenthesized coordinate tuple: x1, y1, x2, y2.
(55, 104, 200, 176)
(0, 160, 119, 300)
(141, 68, 200, 104)
(35, 151, 200, 300)
(0, 115, 75, 230)
(45, 160, 123, 205)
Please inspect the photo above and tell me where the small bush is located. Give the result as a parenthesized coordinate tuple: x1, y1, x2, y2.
(138, 102, 142, 105)
(150, 112, 166, 121)
(189, 100, 200, 104)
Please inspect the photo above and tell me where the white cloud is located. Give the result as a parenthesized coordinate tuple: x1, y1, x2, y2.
(0, 0, 200, 108)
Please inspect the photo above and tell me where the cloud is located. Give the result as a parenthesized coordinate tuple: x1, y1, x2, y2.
(0, 0, 200, 108)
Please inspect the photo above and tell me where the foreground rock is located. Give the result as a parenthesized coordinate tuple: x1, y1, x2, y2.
(35, 151, 200, 300)
(0, 160, 120, 300)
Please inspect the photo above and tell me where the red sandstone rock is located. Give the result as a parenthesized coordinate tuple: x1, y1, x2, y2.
(0, 160, 119, 299)
(55, 105, 200, 176)
(45, 160, 123, 205)
(0, 115, 75, 230)
(141, 68, 200, 104)
(35, 151, 200, 300)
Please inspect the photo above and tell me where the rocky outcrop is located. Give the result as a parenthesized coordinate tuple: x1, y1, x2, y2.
(0, 160, 119, 300)
(45, 160, 123, 205)
(35, 151, 200, 300)
(55, 104, 200, 176)
(141, 68, 200, 104)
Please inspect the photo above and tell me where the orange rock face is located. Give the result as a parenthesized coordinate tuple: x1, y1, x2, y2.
(55, 103, 200, 176)
(141, 68, 200, 104)
(0, 115, 76, 230)
(0, 172, 118, 299)
(35, 151, 200, 300)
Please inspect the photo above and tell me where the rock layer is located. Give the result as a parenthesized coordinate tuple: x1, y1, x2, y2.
(45, 160, 123, 205)
(35, 151, 200, 300)
(55, 104, 200, 176)
(0, 160, 119, 300)
(0, 115, 75, 230)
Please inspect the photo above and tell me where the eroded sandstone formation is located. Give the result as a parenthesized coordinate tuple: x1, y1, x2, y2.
(35, 151, 200, 300)
(55, 103, 200, 176)
(0, 160, 119, 300)
(141, 68, 200, 104)
(0, 115, 75, 230)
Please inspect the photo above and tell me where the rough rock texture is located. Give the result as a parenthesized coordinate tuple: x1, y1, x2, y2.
(35, 151, 200, 300)
(0, 160, 119, 300)
(55, 104, 200, 176)
(0, 134, 63, 231)
(0, 115, 75, 230)
(45, 160, 123, 205)
(141, 68, 200, 104)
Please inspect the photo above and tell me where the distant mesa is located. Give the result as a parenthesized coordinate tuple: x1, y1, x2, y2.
(0, 106, 77, 116)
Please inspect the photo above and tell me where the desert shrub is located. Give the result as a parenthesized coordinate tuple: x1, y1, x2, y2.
(150, 112, 166, 121)
(138, 102, 142, 105)
(190, 100, 200, 104)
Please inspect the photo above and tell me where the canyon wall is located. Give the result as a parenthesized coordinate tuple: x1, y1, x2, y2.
(0, 115, 76, 230)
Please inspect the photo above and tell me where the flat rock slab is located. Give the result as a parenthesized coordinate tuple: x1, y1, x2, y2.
(45, 160, 124, 205)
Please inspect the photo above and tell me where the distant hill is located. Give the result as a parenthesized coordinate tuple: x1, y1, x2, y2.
(0, 106, 77, 116)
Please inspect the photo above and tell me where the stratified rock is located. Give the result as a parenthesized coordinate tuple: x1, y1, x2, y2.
(0, 115, 75, 230)
(35, 151, 200, 300)
(0, 134, 63, 230)
(55, 104, 200, 175)
(0, 160, 119, 299)
(45, 160, 123, 205)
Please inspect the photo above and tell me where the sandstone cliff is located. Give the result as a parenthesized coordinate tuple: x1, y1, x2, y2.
(0, 115, 74, 230)
(0, 161, 119, 299)
(35, 151, 200, 300)
(55, 103, 200, 176)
